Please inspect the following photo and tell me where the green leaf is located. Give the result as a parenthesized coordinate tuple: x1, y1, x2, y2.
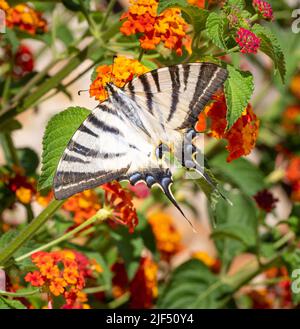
(17, 147, 39, 176)
(38, 107, 90, 192)
(206, 12, 228, 49)
(110, 227, 144, 280)
(56, 24, 74, 45)
(0, 119, 22, 133)
(0, 296, 26, 309)
(5, 28, 19, 54)
(226, 0, 245, 9)
(224, 65, 254, 129)
(157, 0, 209, 33)
(157, 0, 187, 14)
(210, 152, 265, 196)
(157, 259, 231, 308)
(211, 191, 258, 269)
(85, 251, 113, 291)
(252, 24, 286, 83)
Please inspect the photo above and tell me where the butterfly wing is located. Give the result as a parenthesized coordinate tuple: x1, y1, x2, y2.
(124, 62, 228, 130)
(53, 100, 175, 201)
(54, 100, 155, 199)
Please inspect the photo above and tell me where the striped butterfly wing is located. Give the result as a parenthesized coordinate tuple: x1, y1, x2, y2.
(124, 63, 228, 131)
(54, 100, 163, 200)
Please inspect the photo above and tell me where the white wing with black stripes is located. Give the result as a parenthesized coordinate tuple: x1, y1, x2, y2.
(125, 63, 227, 130)
(53, 62, 228, 219)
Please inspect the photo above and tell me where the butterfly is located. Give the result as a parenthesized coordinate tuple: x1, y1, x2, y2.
(53, 62, 228, 218)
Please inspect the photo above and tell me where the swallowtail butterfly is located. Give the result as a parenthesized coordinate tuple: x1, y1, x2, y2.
(53, 63, 228, 218)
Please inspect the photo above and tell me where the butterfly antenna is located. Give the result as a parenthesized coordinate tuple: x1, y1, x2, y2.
(78, 89, 90, 95)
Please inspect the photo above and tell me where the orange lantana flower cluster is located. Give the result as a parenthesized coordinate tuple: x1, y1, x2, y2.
(148, 212, 182, 261)
(120, 0, 190, 56)
(282, 105, 300, 134)
(285, 156, 300, 202)
(89, 56, 149, 102)
(247, 266, 292, 309)
(0, 1, 47, 34)
(112, 256, 158, 308)
(62, 190, 101, 225)
(25, 250, 100, 308)
(290, 74, 300, 100)
(196, 93, 260, 162)
(102, 181, 138, 233)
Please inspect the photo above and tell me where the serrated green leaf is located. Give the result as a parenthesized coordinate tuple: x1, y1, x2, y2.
(224, 65, 254, 129)
(210, 152, 265, 196)
(226, 0, 245, 9)
(206, 12, 228, 49)
(252, 24, 286, 83)
(38, 107, 90, 192)
(157, 259, 232, 308)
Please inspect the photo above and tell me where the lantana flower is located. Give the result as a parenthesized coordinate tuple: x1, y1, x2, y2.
(285, 156, 300, 201)
(196, 92, 260, 162)
(25, 250, 101, 309)
(89, 56, 149, 102)
(1, 166, 36, 204)
(282, 105, 300, 134)
(290, 74, 300, 100)
(62, 190, 101, 225)
(252, 0, 274, 21)
(253, 189, 278, 213)
(102, 181, 138, 233)
(111, 256, 158, 309)
(235, 27, 261, 54)
(148, 212, 182, 261)
(1, 2, 47, 34)
(120, 0, 190, 56)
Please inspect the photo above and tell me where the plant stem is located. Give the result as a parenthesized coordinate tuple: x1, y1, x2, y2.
(108, 292, 130, 309)
(15, 208, 112, 263)
(0, 199, 65, 268)
(100, 0, 117, 31)
(83, 285, 108, 294)
(1, 71, 11, 110)
(0, 288, 39, 297)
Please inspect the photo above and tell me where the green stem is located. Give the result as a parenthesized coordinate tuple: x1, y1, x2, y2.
(15, 208, 112, 263)
(10, 58, 61, 107)
(100, 0, 117, 31)
(250, 14, 259, 23)
(108, 292, 130, 309)
(138, 48, 145, 62)
(1, 71, 12, 110)
(0, 46, 91, 127)
(83, 285, 108, 294)
(0, 199, 65, 268)
(214, 46, 239, 58)
(0, 289, 39, 297)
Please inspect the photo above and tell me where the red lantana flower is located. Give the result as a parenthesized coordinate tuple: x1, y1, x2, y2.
(102, 182, 138, 233)
(236, 28, 261, 54)
(197, 93, 260, 162)
(252, 0, 274, 21)
(253, 189, 278, 213)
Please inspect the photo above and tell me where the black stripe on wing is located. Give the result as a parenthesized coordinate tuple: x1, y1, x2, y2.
(179, 64, 228, 129)
(54, 167, 129, 200)
(167, 66, 181, 122)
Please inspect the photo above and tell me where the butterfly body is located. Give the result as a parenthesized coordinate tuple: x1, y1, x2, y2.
(53, 63, 228, 217)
